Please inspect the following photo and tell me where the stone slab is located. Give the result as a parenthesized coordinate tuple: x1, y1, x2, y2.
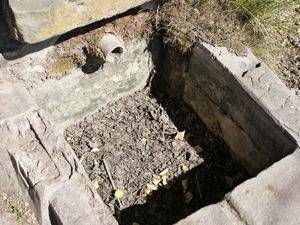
(203, 43, 300, 144)
(182, 43, 299, 175)
(175, 200, 244, 225)
(0, 109, 118, 225)
(0, 82, 37, 121)
(30, 40, 152, 131)
(2, 0, 150, 43)
(226, 149, 300, 225)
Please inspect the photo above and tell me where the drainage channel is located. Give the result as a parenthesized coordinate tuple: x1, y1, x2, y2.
(64, 71, 249, 225)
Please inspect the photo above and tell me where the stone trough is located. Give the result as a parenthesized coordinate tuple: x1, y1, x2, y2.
(0, 3, 300, 225)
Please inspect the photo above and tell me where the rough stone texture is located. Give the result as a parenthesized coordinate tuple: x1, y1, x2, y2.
(30, 40, 152, 131)
(202, 43, 300, 144)
(2, 0, 151, 43)
(0, 213, 17, 225)
(0, 82, 117, 225)
(175, 200, 244, 225)
(0, 83, 37, 120)
(182, 43, 299, 175)
(0, 109, 118, 225)
(226, 149, 300, 225)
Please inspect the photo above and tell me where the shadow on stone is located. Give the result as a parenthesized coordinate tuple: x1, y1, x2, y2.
(0, 2, 148, 60)
(116, 88, 249, 225)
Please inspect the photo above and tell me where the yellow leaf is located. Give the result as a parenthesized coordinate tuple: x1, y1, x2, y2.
(182, 165, 189, 172)
(94, 159, 99, 166)
(92, 179, 99, 189)
(114, 189, 123, 199)
(175, 131, 186, 141)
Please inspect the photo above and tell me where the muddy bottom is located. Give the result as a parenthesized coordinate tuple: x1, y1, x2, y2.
(65, 88, 248, 225)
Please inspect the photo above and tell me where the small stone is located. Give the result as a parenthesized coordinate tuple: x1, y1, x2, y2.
(146, 184, 158, 191)
(91, 147, 100, 153)
(159, 168, 169, 176)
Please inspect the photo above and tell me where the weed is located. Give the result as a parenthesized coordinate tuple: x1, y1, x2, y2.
(156, 0, 202, 53)
(11, 206, 21, 218)
(157, 0, 299, 89)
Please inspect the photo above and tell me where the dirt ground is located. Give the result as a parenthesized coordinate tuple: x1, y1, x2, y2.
(0, 193, 38, 225)
(65, 88, 248, 225)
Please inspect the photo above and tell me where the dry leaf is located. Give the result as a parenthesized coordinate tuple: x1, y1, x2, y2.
(182, 165, 190, 172)
(94, 159, 99, 166)
(152, 175, 161, 186)
(181, 179, 189, 190)
(114, 189, 123, 199)
(92, 179, 99, 189)
(175, 130, 186, 141)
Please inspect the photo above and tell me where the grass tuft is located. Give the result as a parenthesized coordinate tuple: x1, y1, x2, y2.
(156, 0, 202, 53)
(157, 0, 300, 89)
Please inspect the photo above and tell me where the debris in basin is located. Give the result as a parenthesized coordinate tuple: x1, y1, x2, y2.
(182, 165, 190, 172)
(65, 87, 249, 225)
(175, 130, 186, 141)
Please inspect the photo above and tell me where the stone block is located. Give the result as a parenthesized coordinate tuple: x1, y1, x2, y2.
(0, 82, 36, 121)
(30, 40, 152, 131)
(0, 110, 117, 225)
(2, 0, 150, 43)
(175, 201, 244, 225)
(183, 43, 299, 174)
(227, 149, 300, 225)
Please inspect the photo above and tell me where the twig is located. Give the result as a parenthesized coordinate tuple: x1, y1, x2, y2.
(102, 159, 122, 209)
(195, 174, 202, 199)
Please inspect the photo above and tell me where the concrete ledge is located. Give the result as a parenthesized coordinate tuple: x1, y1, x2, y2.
(175, 200, 244, 225)
(226, 149, 300, 225)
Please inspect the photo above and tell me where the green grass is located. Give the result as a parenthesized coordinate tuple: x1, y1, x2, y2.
(228, 0, 298, 37)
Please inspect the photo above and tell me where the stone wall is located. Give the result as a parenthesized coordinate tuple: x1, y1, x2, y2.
(162, 43, 299, 175)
